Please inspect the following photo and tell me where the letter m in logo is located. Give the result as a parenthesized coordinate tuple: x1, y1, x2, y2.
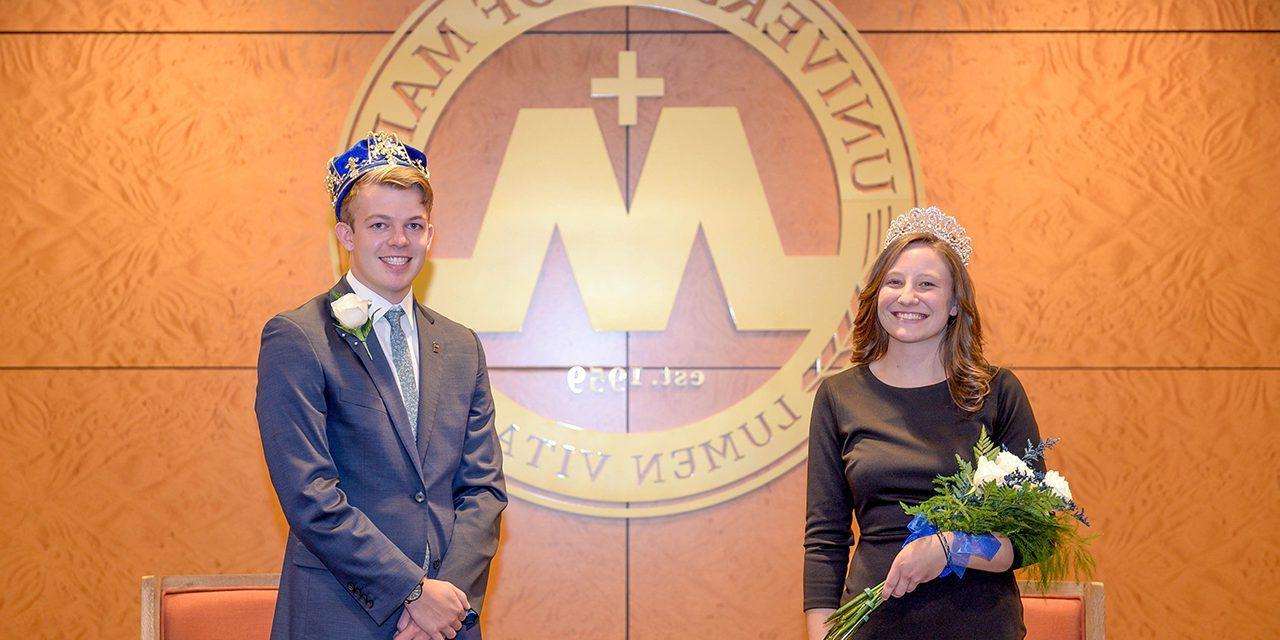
(422, 107, 860, 332)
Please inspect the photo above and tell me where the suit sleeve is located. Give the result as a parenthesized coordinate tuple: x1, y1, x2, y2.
(255, 315, 424, 624)
(990, 367, 1045, 570)
(436, 329, 507, 613)
(803, 381, 854, 610)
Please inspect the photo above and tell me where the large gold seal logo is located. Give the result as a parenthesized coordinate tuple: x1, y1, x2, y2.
(338, 0, 923, 517)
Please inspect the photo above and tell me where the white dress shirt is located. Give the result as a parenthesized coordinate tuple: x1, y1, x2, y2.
(343, 273, 430, 569)
(345, 272, 420, 401)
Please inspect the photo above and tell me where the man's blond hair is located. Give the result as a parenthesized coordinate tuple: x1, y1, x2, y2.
(339, 165, 433, 225)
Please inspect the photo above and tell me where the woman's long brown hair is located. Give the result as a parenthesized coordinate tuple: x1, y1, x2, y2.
(849, 233, 993, 412)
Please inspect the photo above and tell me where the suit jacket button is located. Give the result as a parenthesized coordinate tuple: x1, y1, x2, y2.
(432, 559, 441, 570)
(413, 492, 426, 503)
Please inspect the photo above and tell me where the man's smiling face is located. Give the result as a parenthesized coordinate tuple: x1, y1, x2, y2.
(335, 182, 434, 303)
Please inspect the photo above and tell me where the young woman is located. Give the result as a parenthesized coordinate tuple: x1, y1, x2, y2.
(803, 207, 1042, 640)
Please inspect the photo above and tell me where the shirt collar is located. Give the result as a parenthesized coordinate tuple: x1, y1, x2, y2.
(344, 271, 416, 331)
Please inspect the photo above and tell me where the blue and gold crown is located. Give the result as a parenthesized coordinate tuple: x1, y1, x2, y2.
(325, 131, 430, 220)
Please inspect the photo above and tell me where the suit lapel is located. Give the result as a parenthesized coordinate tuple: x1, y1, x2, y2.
(329, 279, 426, 484)
(415, 302, 444, 463)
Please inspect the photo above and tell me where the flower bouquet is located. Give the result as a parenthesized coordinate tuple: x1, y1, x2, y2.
(824, 429, 1095, 639)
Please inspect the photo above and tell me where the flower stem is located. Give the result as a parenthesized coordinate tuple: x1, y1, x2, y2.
(824, 582, 885, 640)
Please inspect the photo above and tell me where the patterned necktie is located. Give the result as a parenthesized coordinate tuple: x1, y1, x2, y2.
(382, 307, 419, 440)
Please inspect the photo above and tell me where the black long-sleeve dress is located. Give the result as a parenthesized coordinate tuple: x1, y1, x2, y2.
(803, 365, 1043, 640)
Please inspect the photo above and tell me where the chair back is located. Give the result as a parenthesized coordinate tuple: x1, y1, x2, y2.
(141, 574, 279, 640)
(141, 574, 1102, 639)
(1019, 581, 1105, 640)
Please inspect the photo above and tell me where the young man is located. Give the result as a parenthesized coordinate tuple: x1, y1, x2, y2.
(256, 132, 506, 640)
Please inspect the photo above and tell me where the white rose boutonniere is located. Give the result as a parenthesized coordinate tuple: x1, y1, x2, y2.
(330, 292, 374, 357)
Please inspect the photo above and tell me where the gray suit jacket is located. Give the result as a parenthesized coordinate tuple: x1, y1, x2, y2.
(256, 280, 506, 639)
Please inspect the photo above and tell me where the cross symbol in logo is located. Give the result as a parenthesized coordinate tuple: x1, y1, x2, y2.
(591, 51, 665, 127)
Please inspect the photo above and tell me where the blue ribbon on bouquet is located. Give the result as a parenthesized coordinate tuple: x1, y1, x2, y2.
(903, 514, 1002, 578)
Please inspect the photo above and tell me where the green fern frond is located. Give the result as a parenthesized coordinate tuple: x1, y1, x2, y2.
(973, 425, 999, 461)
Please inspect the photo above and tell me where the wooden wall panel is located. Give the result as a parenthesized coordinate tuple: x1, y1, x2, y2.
(484, 501, 628, 640)
(0, 370, 283, 638)
(478, 235, 628, 369)
(0, 369, 625, 640)
(869, 32, 1280, 367)
(0, 1, 427, 31)
(0, 3, 627, 34)
(480, 371, 631, 638)
(2, 1, 1278, 31)
(628, 6, 723, 32)
(628, 467, 808, 640)
(0, 34, 378, 366)
(625, 30, 840, 256)
(833, 0, 1280, 30)
(7, 32, 1275, 368)
(1015, 369, 1280, 638)
(626, 234, 808, 369)
(424, 28, 629, 259)
(0, 2, 1276, 640)
(628, 368, 777, 432)
(491, 368, 628, 433)
(623, 369, 1280, 638)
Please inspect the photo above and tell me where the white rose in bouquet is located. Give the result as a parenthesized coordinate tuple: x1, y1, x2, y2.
(331, 293, 371, 329)
(971, 457, 1005, 489)
(994, 450, 1033, 485)
(1042, 470, 1073, 502)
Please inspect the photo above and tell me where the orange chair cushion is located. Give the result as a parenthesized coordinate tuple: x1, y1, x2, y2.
(158, 586, 1079, 640)
(162, 587, 277, 640)
(1022, 594, 1085, 640)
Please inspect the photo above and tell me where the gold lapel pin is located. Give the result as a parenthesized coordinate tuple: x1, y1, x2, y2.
(432, 340, 441, 353)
